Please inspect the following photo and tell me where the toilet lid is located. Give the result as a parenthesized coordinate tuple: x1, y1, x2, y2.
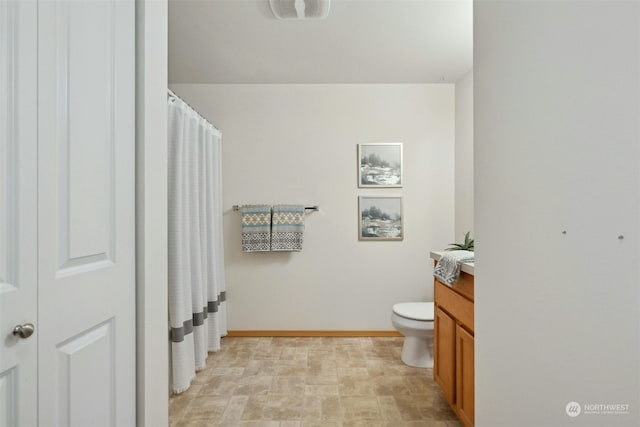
(393, 302, 434, 321)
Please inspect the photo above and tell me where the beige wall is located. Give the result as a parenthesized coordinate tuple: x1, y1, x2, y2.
(170, 84, 455, 331)
(475, 1, 639, 425)
(455, 70, 473, 242)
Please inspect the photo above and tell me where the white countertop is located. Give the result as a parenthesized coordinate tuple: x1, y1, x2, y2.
(430, 251, 475, 276)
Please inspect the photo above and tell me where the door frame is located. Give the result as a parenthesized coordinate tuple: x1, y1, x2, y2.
(135, 1, 169, 426)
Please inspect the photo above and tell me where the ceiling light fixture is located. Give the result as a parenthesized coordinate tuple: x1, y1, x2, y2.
(269, 0, 330, 20)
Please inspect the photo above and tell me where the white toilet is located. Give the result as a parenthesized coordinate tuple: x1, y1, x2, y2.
(391, 302, 434, 368)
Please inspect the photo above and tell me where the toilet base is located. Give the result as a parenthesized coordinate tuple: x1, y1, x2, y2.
(400, 335, 433, 368)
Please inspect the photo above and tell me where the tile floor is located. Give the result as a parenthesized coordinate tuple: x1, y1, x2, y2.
(169, 336, 462, 427)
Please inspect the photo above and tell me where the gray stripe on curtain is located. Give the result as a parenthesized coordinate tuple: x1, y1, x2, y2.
(170, 303, 210, 342)
(171, 319, 194, 343)
(193, 311, 205, 326)
(208, 300, 219, 313)
(207, 292, 227, 313)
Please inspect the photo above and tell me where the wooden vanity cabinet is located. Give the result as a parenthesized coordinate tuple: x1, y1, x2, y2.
(433, 268, 474, 427)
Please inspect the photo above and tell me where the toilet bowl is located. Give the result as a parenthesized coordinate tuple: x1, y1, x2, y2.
(391, 302, 434, 368)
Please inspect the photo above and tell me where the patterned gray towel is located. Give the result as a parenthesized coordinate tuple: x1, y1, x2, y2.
(241, 205, 272, 252)
(271, 205, 305, 252)
(433, 250, 474, 286)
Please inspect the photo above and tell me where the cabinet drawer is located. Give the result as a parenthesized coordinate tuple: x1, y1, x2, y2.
(435, 281, 474, 332)
(453, 271, 474, 301)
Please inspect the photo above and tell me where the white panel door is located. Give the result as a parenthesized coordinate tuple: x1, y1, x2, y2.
(37, 0, 136, 426)
(0, 1, 38, 426)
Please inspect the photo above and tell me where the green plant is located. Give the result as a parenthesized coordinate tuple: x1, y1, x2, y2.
(446, 231, 474, 251)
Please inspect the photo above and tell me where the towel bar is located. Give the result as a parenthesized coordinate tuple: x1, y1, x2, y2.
(232, 205, 319, 212)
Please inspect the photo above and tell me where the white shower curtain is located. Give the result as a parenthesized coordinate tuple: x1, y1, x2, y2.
(168, 92, 227, 394)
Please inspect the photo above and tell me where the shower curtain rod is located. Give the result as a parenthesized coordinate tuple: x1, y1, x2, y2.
(167, 88, 221, 132)
(232, 205, 319, 212)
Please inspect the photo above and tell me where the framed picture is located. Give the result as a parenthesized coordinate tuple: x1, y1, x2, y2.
(358, 143, 403, 187)
(358, 196, 403, 241)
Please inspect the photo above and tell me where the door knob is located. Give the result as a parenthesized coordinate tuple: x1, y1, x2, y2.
(13, 323, 35, 339)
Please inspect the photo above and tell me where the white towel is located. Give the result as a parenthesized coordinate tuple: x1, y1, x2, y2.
(433, 250, 474, 286)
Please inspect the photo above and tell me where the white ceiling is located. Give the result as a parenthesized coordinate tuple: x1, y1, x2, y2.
(168, 0, 473, 84)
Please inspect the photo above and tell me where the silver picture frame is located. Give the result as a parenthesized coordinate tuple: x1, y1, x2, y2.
(358, 143, 403, 188)
(358, 196, 403, 241)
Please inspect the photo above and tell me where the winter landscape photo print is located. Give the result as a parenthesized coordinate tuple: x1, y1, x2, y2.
(359, 196, 403, 241)
(358, 143, 403, 187)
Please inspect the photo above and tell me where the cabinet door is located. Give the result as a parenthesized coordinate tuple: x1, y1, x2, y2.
(456, 325, 475, 427)
(434, 305, 456, 404)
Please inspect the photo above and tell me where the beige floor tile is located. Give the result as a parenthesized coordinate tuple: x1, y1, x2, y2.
(389, 395, 426, 421)
(308, 358, 337, 370)
(307, 364, 338, 377)
(220, 395, 249, 423)
(301, 422, 340, 427)
(320, 396, 344, 421)
(386, 364, 426, 376)
(169, 337, 460, 426)
(335, 357, 368, 368)
(393, 422, 450, 427)
(254, 337, 275, 349)
(336, 367, 369, 378)
(341, 396, 381, 421)
(219, 422, 261, 427)
(262, 394, 306, 420)
(210, 366, 246, 376)
(222, 356, 255, 368)
(271, 376, 306, 395)
(169, 387, 200, 420)
(377, 396, 403, 422)
(276, 360, 309, 376)
(200, 376, 241, 396)
(336, 349, 365, 361)
(305, 374, 339, 385)
(235, 375, 273, 395)
(420, 402, 461, 422)
(338, 376, 376, 396)
(253, 348, 283, 360)
(362, 348, 394, 360)
(365, 360, 387, 377)
(181, 395, 229, 421)
(241, 394, 269, 421)
(342, 421, 387, 427)
(305, 384, 340, 395)
(243, 360, 279, 377)
(280, 346, 309, 360)
(404, 375, 440, 395)
(171, 419, 219, 427)
(300, 395, 322, 421)
(307, 348, 336, 361)
(335, 337, 361, 346)
(372, 376, 411, 396)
